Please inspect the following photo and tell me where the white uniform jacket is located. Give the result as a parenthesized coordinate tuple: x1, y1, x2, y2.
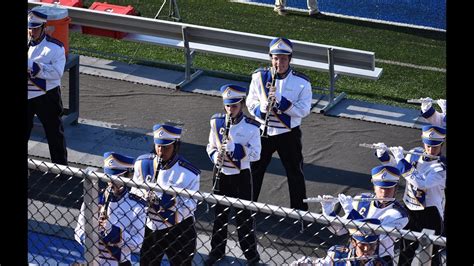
(131, 153, 200, 231)
(74, 187, 147, 265)
(28, 34, 65, 100)
(206, 113, 261, 175)
(421, 106, 446, 128)
(377, 148, 446, 218)
(324, 193, 408, 259)
(246, 67, 312, 136)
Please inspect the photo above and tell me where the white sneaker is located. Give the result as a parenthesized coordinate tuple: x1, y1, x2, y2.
(309, 10, 324, 18)
(308, 9, 319, 16)
(275, 8, 287, 16)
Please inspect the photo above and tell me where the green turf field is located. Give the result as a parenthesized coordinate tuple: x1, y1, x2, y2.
(71, 0, 446, 109)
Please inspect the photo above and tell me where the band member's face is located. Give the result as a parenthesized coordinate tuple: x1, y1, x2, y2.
(155, 143, 175, 161)
(109, 171, 132, 195)
(271, 54, 290, 74)
(424, 143, 442, 156)
(28, 26, 43, 42)
(225, 102, 242, 118)
(374, 185, 396, 201)
(352, 239, 378, 257)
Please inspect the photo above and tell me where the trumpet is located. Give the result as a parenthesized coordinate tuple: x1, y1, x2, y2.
(303, 196, 395, 203)
(359, 143, 440, 160)
(212, 113, 231, 193)
(261, 66, 278, 138)
(407, 98, 443, 104)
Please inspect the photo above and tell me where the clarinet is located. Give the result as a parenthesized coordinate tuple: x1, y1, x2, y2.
(99, 186, 113, 231)
(147, 155, 163, 206)
(212, 113, 231, 193)
(261, 66, 278, 138)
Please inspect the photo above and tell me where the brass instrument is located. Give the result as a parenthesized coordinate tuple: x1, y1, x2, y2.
(212, 113, 231, 193)
(261, 66, 278, 138)
(359, 143, 440, 160)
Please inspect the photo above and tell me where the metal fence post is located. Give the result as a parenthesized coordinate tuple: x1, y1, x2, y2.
(65, 53, 80, 125)
(411, 228, 435, 266)
(182, 26, 191, 83)
(83, 169, 100, 265)
(176, 26, 203, 89)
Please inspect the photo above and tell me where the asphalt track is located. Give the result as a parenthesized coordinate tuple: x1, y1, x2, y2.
(71, 73, 430, 208)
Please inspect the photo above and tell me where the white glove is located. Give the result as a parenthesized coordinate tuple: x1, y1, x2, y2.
(437, 99, 446, 114)
(338, 194, 353, 216)
(389, 146, 405, 163)
(292, 256, 313, 265)
(420, 97, 433, 113)
(374, 142, 388, 157)
(223, 140, 235, 153)
(212, 152, 219, 164)
(320, 195, 337, 215)
(259, 101, 269, 113)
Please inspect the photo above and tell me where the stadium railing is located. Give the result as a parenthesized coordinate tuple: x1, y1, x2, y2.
(28, 159, 445, 265)
(27, 1, 383, 113)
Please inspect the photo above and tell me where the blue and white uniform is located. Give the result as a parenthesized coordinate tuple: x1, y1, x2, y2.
(135, 123, 200, 266)
(74, 152, 146, 265)
(376, 127, 447, 219)
(27, 10, 68, 165)
(292, 218, 386, 266)
(205, 84, 261, 264)
(28, 31, 65, 100)
(376, 126, 446, 266)
(207, 112, 261, 175)
(132, 153, 200, 230)
(246, 67, 312, 136)
(379, 148, 446, 217)
(326, 193, 408, 259)
(245, 37, 312, 211)
(75, 188, 147, 265)
(322, 166, 408, 260)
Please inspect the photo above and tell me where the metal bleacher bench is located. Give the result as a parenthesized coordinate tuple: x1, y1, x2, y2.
(28, 2, 383, 113)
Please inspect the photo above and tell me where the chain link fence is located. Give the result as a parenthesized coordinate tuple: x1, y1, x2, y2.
(28, 158, 446, 265)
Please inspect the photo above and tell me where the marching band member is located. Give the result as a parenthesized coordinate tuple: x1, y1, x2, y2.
(420, 97, 446, 128)
(246, 37, 313, 211)
(319, 165, 408, 265)
(27, 9, 68, 165)
(74, 152, 147, 266)
(205, 84, 261, 265)
(133, 123, 200, 266)
(291, 218, 386, 266)
(374, 125, 446, 266)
